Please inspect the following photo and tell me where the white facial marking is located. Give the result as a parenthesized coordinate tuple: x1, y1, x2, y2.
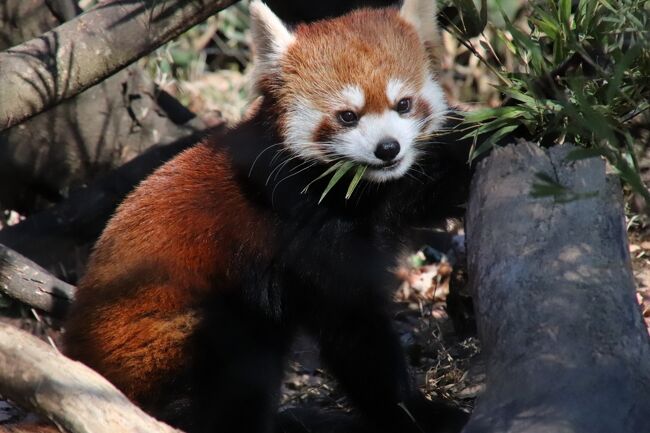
(386, 79, 407, 104)
(333, 75, 448, 183)
(249, 1, 295, 88)
(340, 85, 365, 109)
(281, 74, 448, 184)
(337, 110, 420, 182)
(284, 97, 325, 161)
(420, 72, 448, 134)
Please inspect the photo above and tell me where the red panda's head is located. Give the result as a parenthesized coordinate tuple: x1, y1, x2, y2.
(250, 0, 447, 183)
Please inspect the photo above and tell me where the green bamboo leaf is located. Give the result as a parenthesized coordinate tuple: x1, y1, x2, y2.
(469, 124, 519, 161)
(301, 161, 344, 194)
(450, 0, 487, 37)
(559, 0, 571, 25)
(319, 161, 355, 204)
(463, 106, 531, 124)
(565, 147, 606, 161)
(505, 21, 547, 73)
(345, 165, 367, 200)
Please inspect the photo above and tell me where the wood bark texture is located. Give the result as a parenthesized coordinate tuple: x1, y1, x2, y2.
(0, 0, 236, 131)
(0, 323, 182, 433)
(0, 243, 75, 317)
(463, 142, 650, 433)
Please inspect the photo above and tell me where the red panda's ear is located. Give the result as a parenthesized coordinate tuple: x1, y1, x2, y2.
(249, 1, 294, 84)
(399, 0, 441, 57)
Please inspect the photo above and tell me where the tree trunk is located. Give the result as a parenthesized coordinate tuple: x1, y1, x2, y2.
(463, 142, 650, 433)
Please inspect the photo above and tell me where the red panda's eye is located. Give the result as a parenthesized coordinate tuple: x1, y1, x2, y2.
(396, 98, 412, 114)
(337, 111, 358, 126)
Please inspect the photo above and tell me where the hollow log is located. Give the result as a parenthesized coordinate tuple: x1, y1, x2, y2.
(463, 142, 650, 432)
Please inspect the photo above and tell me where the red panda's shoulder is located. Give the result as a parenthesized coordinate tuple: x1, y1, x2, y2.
(81, 139, 274, 295)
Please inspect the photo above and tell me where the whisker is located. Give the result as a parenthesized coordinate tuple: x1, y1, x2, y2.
(248, 143, 286, 177)
(272, 161, 318, 206)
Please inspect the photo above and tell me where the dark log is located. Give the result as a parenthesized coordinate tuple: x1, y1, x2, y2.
(0, 0, 204, 213)
(0, 0, 237, 131)
(0, 128, 211, 282)
(0, 243, 75, 318)
(463, 142, 650, 432)
(0, 323, 182, 433)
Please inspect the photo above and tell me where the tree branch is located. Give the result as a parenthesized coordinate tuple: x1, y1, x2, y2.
(0, 243, 75, 318)
(0, 0, 237, 131)
(0, 323, 182, 433)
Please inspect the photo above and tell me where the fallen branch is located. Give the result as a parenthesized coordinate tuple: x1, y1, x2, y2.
(0, 0, 237, 131)
(463, 142, 650, 432)
(0, 323, 182, 433)
(0, 244, 75, 318)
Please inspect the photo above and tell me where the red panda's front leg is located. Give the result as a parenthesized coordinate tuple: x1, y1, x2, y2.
(312, 309, 469, 433)
(190, 293, 291, 433)
(311, 310, 414, 431)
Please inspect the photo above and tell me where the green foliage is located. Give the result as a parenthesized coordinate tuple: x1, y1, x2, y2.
(448, 0, 488, 37)
(459, 0, 650, 209)
(144, 1, 251, 83)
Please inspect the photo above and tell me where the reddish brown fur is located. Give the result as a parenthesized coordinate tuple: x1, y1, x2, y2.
(0, 423, 61, 433)
(64, 141, 272, 404)
(276, 8, 429, 116)
(312, 117, 340, 147)
(415, 99, 433, 128)
(63, 5, 446, 423)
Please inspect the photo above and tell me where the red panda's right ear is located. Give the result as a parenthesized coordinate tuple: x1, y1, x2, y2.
(249, 1, 294, 87)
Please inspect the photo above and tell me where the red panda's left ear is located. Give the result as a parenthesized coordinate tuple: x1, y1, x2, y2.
(399, 0, 442, 60)
(249, 1, 294, 86)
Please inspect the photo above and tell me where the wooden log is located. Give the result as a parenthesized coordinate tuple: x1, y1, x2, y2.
(0, 323, 182, 433)
(463, 142, 650, 432)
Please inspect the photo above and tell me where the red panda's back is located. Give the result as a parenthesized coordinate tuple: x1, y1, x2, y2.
(64, 140, 272, 405)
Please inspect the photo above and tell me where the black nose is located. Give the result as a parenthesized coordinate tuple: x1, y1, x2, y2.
(374, 140, 400, 161)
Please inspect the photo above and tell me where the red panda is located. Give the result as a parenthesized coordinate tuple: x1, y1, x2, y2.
(63, 1, 470, 432)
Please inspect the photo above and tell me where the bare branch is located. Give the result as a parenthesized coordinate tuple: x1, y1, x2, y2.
(0, 243, 75, 318)
(0, 0, 237, 131)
